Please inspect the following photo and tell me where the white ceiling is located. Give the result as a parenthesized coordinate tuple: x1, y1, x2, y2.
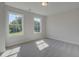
(5, 2, 79, 16)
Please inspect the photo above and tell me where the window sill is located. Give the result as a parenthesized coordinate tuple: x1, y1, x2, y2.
(34, 32, 42, 34)
(8, 32, 24, 37)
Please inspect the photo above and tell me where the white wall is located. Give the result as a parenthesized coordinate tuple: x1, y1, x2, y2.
(47, 8, 79, 45)
(5, 5, 46, 47)
(0, 3, 6, 53)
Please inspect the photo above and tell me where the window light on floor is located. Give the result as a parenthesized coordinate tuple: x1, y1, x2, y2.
(35, 40, 49, 51)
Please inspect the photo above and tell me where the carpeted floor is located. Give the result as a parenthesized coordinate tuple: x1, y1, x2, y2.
(1, 39, 79, 57)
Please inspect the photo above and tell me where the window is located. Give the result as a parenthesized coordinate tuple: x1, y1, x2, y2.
(8, 12, 23, 36)
(34, 17, 41, 33)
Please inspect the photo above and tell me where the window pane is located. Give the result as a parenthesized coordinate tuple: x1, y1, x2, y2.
(34, 18, 41, 32)
(9, 12, 23, 35)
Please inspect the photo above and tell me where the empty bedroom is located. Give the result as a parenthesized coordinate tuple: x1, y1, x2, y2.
(0, 2, 79, 57)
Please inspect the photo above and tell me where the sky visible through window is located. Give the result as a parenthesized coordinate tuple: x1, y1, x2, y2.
(9, 13, 16, 24)
(9, 13, 22, 24)
(34, 18, 40, 22)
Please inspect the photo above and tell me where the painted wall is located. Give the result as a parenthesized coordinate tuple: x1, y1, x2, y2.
(0, 3, 6, 53)
(5, 5, 46, 47)
(47, 8, 79, 45)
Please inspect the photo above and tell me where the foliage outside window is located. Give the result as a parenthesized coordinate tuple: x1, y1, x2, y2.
(9, 12, 23, 35)
(34, 17, 41, 33)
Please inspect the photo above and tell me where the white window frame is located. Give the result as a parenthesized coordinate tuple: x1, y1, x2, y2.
(7, 11, 24, 36)
(34, 17, 42, 33)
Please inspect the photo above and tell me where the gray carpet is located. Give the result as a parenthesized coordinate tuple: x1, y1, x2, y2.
(1, 39, 79, 57)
